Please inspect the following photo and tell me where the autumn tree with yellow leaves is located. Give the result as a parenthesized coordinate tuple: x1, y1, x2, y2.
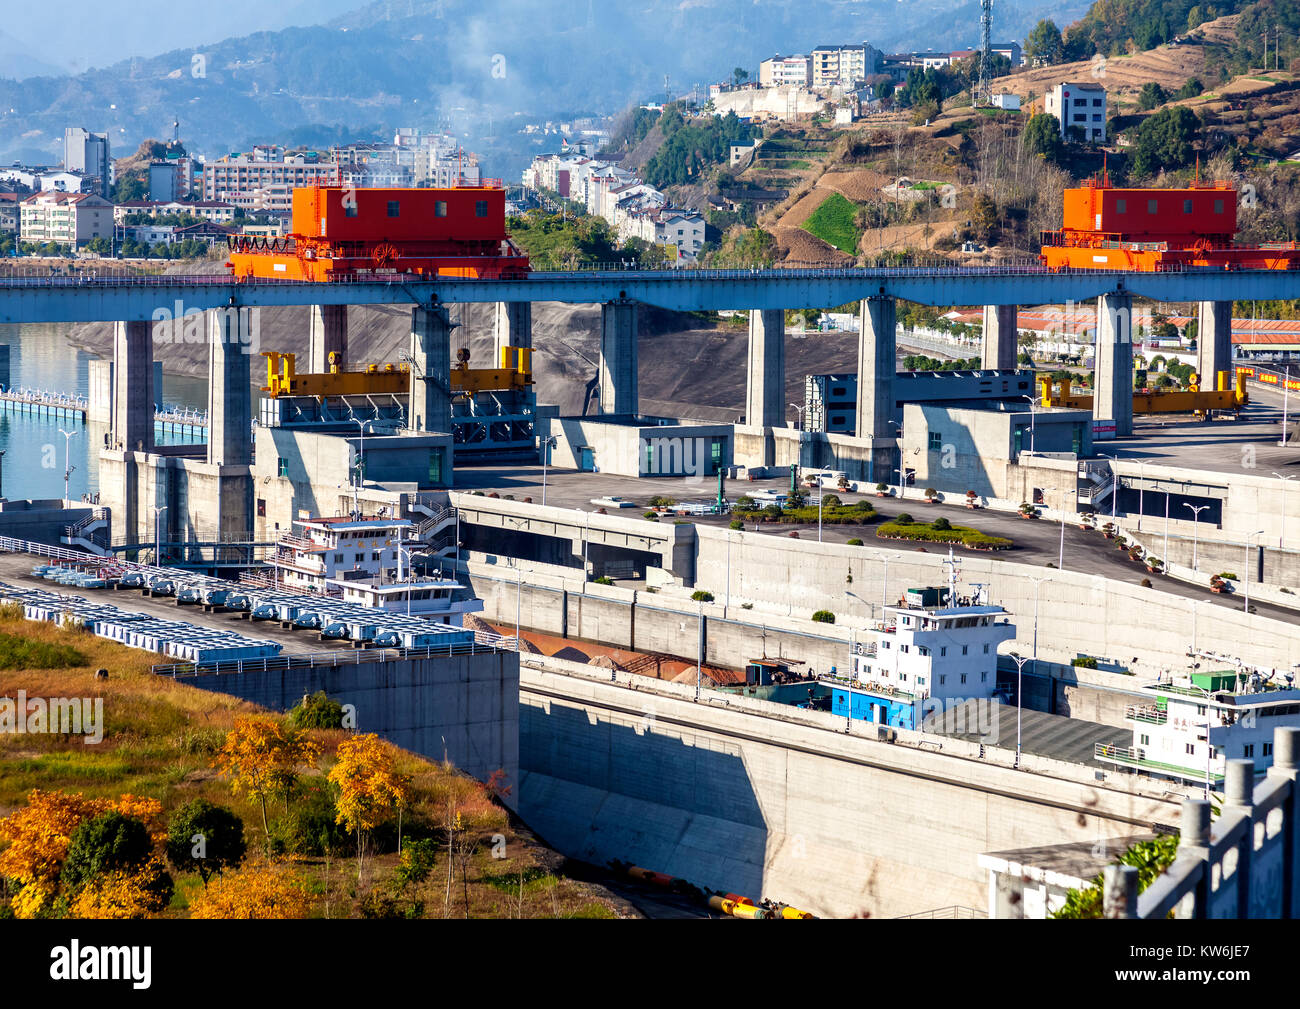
(327, 733, 411, 877)
(0, 790, 169, 919)
(213, 716, 320, 844)
(188, 861, 313, 919)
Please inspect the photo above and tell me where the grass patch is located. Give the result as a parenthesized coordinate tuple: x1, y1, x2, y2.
(800, 191, 861, 254)
(0, 631, 87, 669)
(876, 518, 1012, 550)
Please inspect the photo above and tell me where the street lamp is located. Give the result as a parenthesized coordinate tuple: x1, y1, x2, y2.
(1184, 503, 1210, 572)
(540, 435, 558, 506)
(153, 505, 167, 566)
(1020, 395, 1036, 454)
(1272, 472, 1295, 549)
(817, 482, 825, 542)
(1280, 363, 1291, 448)
(1009, 651, 1031, 769)
(0, 449, 6, 499)
(1244, 529, 1265, 615)
(694, 597, 704, 702)
(59, 427, 77, 504)
(350, 417, 373, 518)
(789, 403, 807, 432)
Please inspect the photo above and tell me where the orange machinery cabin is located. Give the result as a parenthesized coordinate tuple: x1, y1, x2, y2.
(1040, 178, 1300, 271)
(226, 184, 530, 281)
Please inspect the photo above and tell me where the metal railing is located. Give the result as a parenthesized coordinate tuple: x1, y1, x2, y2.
(151, 636, 504, 678)
(1103, 727, 1300, 918)
(1124, 704, 1168, 726)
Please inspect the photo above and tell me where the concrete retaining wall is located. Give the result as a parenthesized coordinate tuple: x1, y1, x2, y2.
(517, 659, 1184, 918)
(181, 650, 520, 790)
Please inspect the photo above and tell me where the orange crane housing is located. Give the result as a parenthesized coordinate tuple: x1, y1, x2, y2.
(1040, 176, 1300, 272)
(227, 183, 530, 281)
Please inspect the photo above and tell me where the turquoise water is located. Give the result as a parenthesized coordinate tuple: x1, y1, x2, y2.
(0, 324, 208, 501)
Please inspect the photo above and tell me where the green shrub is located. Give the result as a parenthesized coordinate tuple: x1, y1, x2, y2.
(763, 504, 783, 519)
(166, 799, 247, 885)
(1071, 655, 1099, 669)
(811, 610, 836, 624)
(643, 511, 657, 519)
(847, 537, 864, 546)
(63, 811, 154, 892)
(820, 493, 842, 508)
(734, 495, 755, 510)
(896, 513, 914, 525)
(593, 576, 614, 585)
(691, 590, 715, 602)
(648, 496, 677, 508)
(876, 521, 1011, 550)
(287, 690, 345, 730)
(729, 519, 744, 530)
(875, 482, 889, 492)
(932, 517, 952, 531)
(1054, 834, 1178, 918)
(268, 782, 352, 857)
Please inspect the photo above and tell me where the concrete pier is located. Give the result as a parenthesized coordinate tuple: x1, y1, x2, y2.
(207, 309, 253, 467)
(1197, 300, 1233, 390)
(744, 308, 786, 428)
(853, 296, 898, 479)
(308, 304, 348, 372)
(981, 304, 1018, 371)
(410, 304, 454, 434)
(112, 320, 155, 452)
(494, 300, 533, 356)
(1093, 293, 1134, 437)
(599, 299, 638, 416)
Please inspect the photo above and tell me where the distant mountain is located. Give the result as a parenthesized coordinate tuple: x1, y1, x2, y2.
(0, 0, 1091, 173)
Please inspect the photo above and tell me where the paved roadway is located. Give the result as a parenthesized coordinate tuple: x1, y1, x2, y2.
(453, 465, 1300, 624)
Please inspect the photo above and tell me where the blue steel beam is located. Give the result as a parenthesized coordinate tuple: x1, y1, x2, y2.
(1, 267, 1298, 324)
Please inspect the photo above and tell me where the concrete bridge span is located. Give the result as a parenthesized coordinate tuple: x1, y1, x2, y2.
(517, 660, 1183, 918)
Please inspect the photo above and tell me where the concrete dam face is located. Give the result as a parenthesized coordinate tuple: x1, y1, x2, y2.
(516, 665, 1182, 918)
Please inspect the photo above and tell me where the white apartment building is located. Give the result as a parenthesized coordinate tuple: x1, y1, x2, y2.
(19, 191, 112, 245)
(811, 43, 876, 87)
(201, 153, 341, 203)
(1045, 82, 1107, 142)
(113, 199, 237, 224)
(618, 206, 705, 261)
(759, 54, 812, 87)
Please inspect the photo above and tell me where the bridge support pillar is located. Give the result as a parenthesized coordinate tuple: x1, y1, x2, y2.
(1094, 293, 1134, 438)
(599, 299, 638, 416)
(851, 296, 898, 482)
(112, 320, 154, 453)
(745, 309, 786, 429)
(410, 304, 454, 434)
(308, 304, 348, 373)
(981, 304, 1018, 371)
(202, 306, 254, 543)
(1197, 300, 1233, 392)
(494, 301, 532, 358)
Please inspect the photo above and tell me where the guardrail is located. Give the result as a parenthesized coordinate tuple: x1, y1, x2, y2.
(151, 636, 504, 678)
(1101, 726, 1300, 918)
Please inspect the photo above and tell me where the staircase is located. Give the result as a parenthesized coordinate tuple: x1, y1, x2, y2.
(61, 508, 109, 554)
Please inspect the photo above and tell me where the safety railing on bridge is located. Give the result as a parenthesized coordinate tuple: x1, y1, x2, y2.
(1100, 726, 1300, 918)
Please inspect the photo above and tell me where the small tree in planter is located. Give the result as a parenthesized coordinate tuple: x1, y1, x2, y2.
(924, 488, 938, 503)
(965, 490, 979, 509)
(1101, 522, 1115, 539)
(1115, 535, 1128, 549)
(1018, 502, 1036, 518)
(1146, 556, 1163, 573)
(1128, 545, 1144, 562)
(1079, 512, 1095, 530)
(875, 482, 890, 497)
(837, 476, 850, 491)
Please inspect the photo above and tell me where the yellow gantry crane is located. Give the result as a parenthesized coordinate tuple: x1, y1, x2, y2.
(1038, 370, 1247, 416)
(261, 346, 533, 399)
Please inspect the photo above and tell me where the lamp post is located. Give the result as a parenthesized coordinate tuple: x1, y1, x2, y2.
(789, 403, 806, 432)
(1272, 472, 1295, 549)
(397, 542, 414, 615)
(1163, 489, 1171, 567)
(350, 418, 372, 518)
(153, 505, 167, 566)
(1020, 395, 1036, 454)
(1101, 452, 1120, 522)
(1009, 652, 1031, 769)
(0, 449, 5, 499)
(695, 598, 704, 702)
(541, 435, 557, 506)
(1280, 363, 1291, 448)
(1244, 529, 1265, 615)
(1184, 503, 1210, 572)
(514, 564, 523, 650)
(59, 427, 77, 505)
(818, 482, 824, 542)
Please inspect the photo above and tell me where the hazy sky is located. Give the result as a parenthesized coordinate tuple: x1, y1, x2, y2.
(5, 0, 363, 74)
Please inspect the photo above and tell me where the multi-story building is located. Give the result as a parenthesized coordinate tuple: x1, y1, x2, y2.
(20, 191, 112, 246)
(113, 200, 237, 224)
(201, 152, 341, 208)
(619, 206, 705, 261)
(1096, 667, 1300, 786)
(1045, 82, 1107, 142)
(0, 193, 18, 235)
(759, 54, 812, 87)
(63, 127, 111, 196)
(823, 586, 1016, 730)
(811, 43, 878, 87)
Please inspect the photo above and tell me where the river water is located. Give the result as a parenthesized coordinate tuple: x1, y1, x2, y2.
(0, 323, 209, 501)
